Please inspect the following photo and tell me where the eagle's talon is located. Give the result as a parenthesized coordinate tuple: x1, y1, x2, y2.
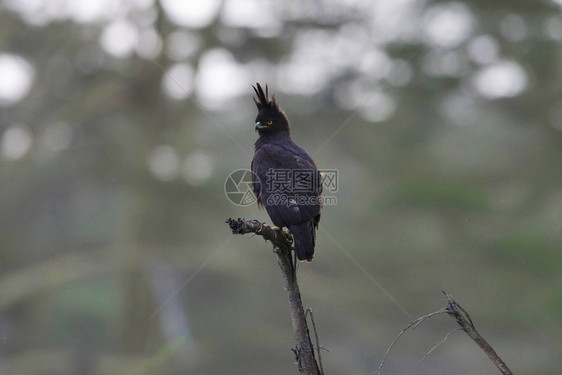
(270, 226, 281, 239)
(255, 221, 268, 234)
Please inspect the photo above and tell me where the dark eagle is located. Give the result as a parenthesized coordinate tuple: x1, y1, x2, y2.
(251, 83, 321, 262)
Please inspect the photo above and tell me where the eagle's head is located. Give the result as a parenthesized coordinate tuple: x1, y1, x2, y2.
(252, 83, 290, 136)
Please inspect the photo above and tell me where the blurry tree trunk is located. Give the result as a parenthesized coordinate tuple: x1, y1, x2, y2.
(227, 218, 322, 375)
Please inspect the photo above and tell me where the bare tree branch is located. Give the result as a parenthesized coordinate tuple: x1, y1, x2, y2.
(306, 308, 325, 375)
(420, 328, 462, 361)
(227, 219, 514, 375)
(375, 292, 513, 375)
(226, 218, 322, 375)
(374, 308, 448, 375)
(443, 292, 513, 375)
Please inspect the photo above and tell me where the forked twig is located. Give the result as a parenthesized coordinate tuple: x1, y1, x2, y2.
(306, 308, 325, 375)
(374, 308, 448, 375)
(376, 292, 513, 375)
(443, 292, 513, 375)
(420, 327, 462, 361)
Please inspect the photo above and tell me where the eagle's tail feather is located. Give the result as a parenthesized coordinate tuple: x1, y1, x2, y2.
(289, 222, 316, 262)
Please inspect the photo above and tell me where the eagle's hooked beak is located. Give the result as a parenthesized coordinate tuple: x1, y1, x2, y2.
(255, 122, 261, 131)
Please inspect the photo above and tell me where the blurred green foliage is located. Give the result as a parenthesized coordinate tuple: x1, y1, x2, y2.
(0, 1, 561, 374)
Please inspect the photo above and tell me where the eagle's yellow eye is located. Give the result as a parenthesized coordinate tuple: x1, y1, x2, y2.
(267, 120, 273, 125)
